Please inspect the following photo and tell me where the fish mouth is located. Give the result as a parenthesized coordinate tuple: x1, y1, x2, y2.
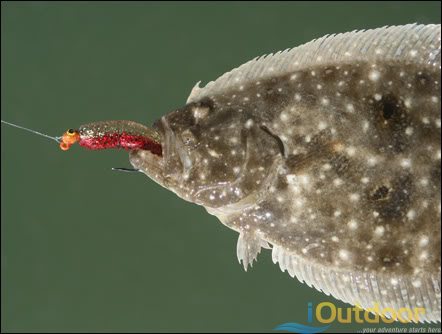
(126, 119, 166, 182)
(129, 116, 193, 194)
(126, 121, 196, 211)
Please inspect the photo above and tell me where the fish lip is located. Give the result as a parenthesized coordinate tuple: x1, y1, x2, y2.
(152, 119, 165, 149)
(159, 116, 173, 158)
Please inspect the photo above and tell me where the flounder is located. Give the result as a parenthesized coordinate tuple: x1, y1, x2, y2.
(128, 24, 441, 322)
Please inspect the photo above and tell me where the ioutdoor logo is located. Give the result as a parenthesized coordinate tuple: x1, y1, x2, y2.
(274, 302, 426, 333)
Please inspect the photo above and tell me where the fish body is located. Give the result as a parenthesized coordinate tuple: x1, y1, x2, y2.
(129, 24, 441, 322)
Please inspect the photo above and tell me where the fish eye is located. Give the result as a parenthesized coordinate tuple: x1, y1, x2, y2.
(67, 129, 76, 135)
(181, 129, 197, 146)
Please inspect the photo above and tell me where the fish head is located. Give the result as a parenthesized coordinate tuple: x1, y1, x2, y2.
(130, 98, 283, 208)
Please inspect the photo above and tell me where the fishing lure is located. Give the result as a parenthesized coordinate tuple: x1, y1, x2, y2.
(2, 24, 441, 323)
(58, 120, 162, 155)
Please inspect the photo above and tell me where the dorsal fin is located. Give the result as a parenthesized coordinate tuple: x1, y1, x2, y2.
(187, 24, 441, 103)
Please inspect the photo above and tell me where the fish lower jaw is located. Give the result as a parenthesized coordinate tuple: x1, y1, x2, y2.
(128, 149, 165, 183)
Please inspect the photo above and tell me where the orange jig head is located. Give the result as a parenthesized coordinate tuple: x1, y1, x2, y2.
(59, 129, 80, 151)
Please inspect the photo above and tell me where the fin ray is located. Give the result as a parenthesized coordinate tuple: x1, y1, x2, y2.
(271, 245, 441, 323)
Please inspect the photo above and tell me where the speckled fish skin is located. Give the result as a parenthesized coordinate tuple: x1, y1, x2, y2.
(129, 24, 441, 322)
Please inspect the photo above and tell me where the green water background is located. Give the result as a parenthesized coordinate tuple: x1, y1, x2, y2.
(1, 2, 441, 332)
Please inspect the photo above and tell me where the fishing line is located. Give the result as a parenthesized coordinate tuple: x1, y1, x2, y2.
(1, 120, 61, 143)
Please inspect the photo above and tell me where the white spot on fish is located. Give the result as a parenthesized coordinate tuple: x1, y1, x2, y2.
(374, 225, 385, 236)
(208, 149, 220, 158)
(280, 112, 289, 121)
(412, 280, 422, 288)
(276, 196, 284, 203)
(346, 103, 355, 113)
(406, 209, 416, 220)
(333, 178, 343, 187)
(346, 146, 356, 156)
(362, 120, 370, 132)
(347, 220, 358, 230)
(318, 121, 328, 130)
(367, 156, 378, 166)
(349, 193, 360, 202)
(369, 70, 381, 81)
(322, 163, 332, 171)
(294, 198, 304, 208)
(339, 249, 351, 261)
(419, 236, 429, 247)
(400, 158, 412, 169)
(419, 251, 428, 260)
(245, 119, 254, 129)
(419, 178, 429, 187)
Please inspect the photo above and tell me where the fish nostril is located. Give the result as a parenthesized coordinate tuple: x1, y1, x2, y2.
(181, 129, 197, 147)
